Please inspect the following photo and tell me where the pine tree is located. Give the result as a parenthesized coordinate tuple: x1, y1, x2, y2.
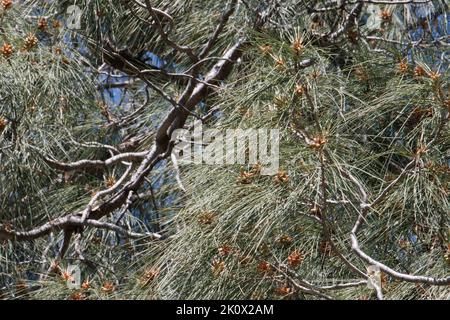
(0, 0, 448, 300)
